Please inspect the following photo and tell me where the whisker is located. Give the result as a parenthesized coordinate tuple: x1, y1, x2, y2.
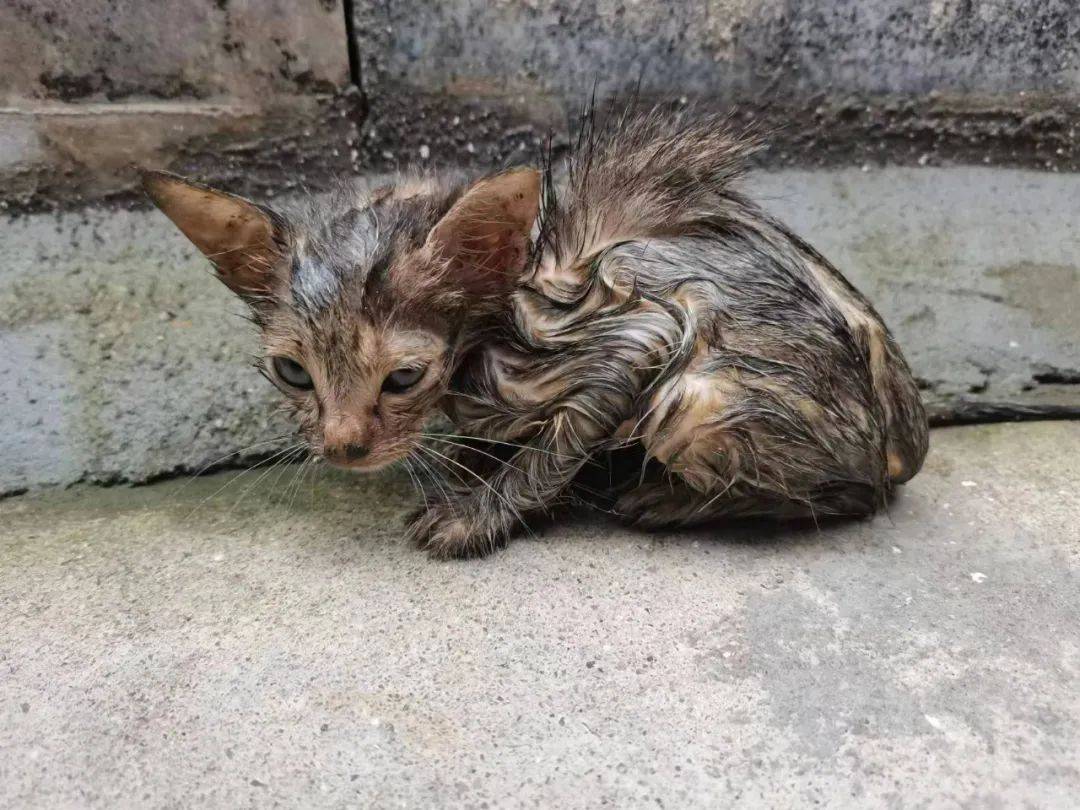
(184, 442, 303, 520)
(269, 445, 304, 497)
(224, 445, 307, 517)
(423, 432, 575, 459)
(286, 454, 315, 511)
(417, 446, 472, 495)
(410, 449, 454, 507)
(423, 437, 527, 475)
(172, 433, 295, 499)
(400, 457, 424, 500)
(418, 444, 529, 531)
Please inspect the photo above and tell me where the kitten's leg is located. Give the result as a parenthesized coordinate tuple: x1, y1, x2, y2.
(407, 409, 607, 558)
(409, 302, 687, 558)
(405, 437, 508, 527)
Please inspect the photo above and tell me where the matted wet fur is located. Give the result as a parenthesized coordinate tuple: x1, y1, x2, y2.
(144, 107, 928, 559)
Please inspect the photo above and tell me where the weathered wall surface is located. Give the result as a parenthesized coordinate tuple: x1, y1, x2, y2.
(0, 0, 349, 103)
(2, 0, 1079, 208)
(354, 0, 1080, 171)
(357, 0, 1078, 99)
(0, 205, 287, 494)
(0, 0, 361, 210)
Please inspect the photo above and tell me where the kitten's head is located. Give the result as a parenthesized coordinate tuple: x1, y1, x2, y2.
(144, 168, 541, 470)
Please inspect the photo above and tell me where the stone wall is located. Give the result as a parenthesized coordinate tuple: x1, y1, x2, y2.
(0, 0, 360, 210)
(353, 0, 1080, 172)
(2, 1, 1079, 208)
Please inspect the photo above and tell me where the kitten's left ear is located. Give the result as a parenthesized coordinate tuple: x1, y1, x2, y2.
(142, 170, 286, 298)
(424, 167, 541, 300)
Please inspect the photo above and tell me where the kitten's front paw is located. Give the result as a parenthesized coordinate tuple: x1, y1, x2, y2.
(405, 502, 508, 560)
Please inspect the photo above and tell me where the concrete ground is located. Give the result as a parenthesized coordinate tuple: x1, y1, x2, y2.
(2, 421, 1078, 808)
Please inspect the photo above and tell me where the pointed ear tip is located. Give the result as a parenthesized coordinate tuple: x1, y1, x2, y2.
(139, 169, 178, 200)
(515, 166, 542, 184)
(501, 167, 542, 200)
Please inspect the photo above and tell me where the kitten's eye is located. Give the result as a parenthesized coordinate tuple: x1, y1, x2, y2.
(382, 365, 426, 394)
(271, 356, 313, 391)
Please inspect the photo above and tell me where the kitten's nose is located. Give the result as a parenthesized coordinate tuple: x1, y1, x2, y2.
(325, 441, 369, 464)
(322, 409, 374, 466)
(342, 443, 369, 461)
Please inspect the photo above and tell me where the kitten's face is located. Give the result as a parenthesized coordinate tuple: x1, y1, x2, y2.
(144, 168, 540, 472)
(259, 306, 452, 470)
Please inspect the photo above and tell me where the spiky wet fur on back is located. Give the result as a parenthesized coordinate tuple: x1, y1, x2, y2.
(433, 107, 929, 552)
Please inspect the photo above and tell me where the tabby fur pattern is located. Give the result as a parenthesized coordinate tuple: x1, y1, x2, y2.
(145, 108, 929, 559)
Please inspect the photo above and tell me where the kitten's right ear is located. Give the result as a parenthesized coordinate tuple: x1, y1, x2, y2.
(142, 170, 285, 298)
(423, 168, 541, 302)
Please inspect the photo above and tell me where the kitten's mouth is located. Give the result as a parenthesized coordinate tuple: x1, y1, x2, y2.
(322, 450, 402, 473)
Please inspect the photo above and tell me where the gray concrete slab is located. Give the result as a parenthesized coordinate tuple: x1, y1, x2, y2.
(1, 422, 1078, 808)
(6, 1, 1080, 208)
(748, 168, 1080, 406)
(3, 166, 1078, 494)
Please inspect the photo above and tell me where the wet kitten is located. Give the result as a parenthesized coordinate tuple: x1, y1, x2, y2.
(145, 110, 928, 558)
